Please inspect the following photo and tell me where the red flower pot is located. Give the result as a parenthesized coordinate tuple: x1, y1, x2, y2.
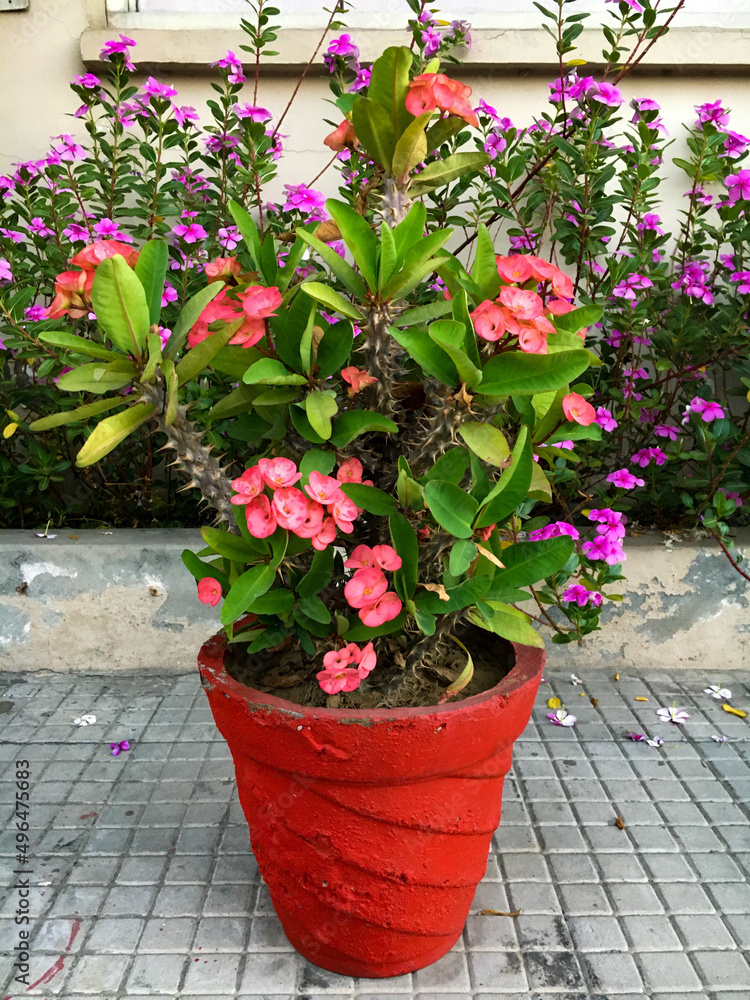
(198, 632, 544, 979)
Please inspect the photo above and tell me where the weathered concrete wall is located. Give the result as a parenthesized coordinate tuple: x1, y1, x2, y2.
(0, 529, 747, 673)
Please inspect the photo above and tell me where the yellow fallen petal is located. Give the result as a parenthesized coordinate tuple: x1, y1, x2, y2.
(614, 673, 620, 681)
(579, 692, 586, 697)
(547, 697, 561, 710)
(635, 697, 649, 702)
(722, 704, 747, 718)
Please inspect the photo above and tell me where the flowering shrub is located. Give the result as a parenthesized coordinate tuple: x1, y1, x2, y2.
(0, 0, 747, 700)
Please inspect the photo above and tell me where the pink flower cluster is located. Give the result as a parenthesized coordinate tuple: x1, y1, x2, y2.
(528, 521, 579, 542)
(470, 254, 575, 355)
(683, 397, 725, 423)
(343, 545, 403, 628)
(188, 280, 282, 349)
(562, 584, 602, 608)
(317, 641, 376, 694)
(582, 508, 627, 565)
(231, 458, 366, 551)
(631, 447, 667, 468)
(606, 468, 645, 490)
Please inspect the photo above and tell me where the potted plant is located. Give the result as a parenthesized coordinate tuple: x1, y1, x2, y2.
(4, 7, 652, 978)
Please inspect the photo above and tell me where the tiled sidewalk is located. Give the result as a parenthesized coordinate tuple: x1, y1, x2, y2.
(0, 666, 749, 999)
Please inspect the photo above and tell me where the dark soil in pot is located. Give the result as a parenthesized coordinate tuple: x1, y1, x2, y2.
(223, 623, 514, 709)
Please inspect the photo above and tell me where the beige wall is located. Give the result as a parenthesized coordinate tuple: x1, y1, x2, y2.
(1, 0, 749, 214)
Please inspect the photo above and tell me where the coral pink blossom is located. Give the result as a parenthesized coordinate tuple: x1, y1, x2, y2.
(312, 516, 337, 550)
(341, 366, 378, 397)
(562, 392, 597, 426)
(71, 239, 139, 271)
(188, 288, 260, 349)
(323, 647, 353, 670)
(197, 577, 222, 607)
(406, 73, 478, 127)
(323, 120, 358, 152)
(45, 269, 91, 319)
(517, 326, 548, 354)
(305, 471, 345, 505)
(337, 457, 363, 483)
(357, 641, 377, 677)
(230, 465, 263, 504)
(329, 496, 358, 533)
(471, 299, 507, 341)
(258, 456, 301, 490)
(344, 545, 376, 569)
(495, 254, 533, 284)
(525, 255, 575, 298)
(205, 257, 241, 283)
(498, 286, 544, 320)
(359, 591, 402, 627)
(245, 495, 277, 537)
(545, 298, 575, 316)
(371, 544, 402, 571)
(271, 487, 309, 530)
(238, 284, 282, 321)
(316, 663, 361, 694)
(293, 497, 326, 538)
(344, 567, 388, 609)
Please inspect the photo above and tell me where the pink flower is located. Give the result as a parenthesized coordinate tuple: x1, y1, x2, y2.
(323, 647, 355, 671)
(173, 105, 199, 127)
(282, 183, 327, 220)
(257, 457, 300, 490)
(329, 496, 359, 533)
(172, 221, 208, 244)
(161, 283, 178, 307)
(495, 255, 533, 284)
(305, 471, 345, 506)
(271, 488, 309, 531)
(100, 34, 137, 70)
(528, 521, 579, 541)
(316, 662, 361, 694)
(344, 567, 388, 609)
(210, 50, 246, 84)
(341, 366, 378, 396)
(359, 591, 402, 628)
(142, 77, 178, 100)
(595, 407, 618, 432)
(371, 545, 402, 571)
(312, 516, 337, 551)
(563, 584, 602, 608)
(606, 468, 645, 489)
(631, 447, 667, 468)
(337, 457, 364, 483)
(562, 392, 597, 426)
(471, 299, 507, 341)
(357, 641, 377, 677)
(582, 535, 625, 565)
(231, 466, 264, 504)
(344, 545, 377, 569)
(695, 100, 729, 127)
(653, 424, 679, 441)
(293, 497, 326, 538)
(725, 169, 750, 204)
(700, 401, 725, 422)
(197, 577, 222, 607)
(498, 286, 544, 320)
(233, 104, 272, 121)
(245, 495, 277, 538)
(547, 708, 576, 727)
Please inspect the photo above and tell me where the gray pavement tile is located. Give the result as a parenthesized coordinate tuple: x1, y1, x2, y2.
(85, 916, 145, 952)
(463, 913, 518, 951)
(608, 883, 665, 915)
(514, 914, 571, 952)
(547, 853, 599, 883)
(193, 916, 248, 952)
(673, 914, 738, 950)
(127, 953, 186, 993)
(506, 882, 562, 915)
(557, 884, 612, 916)
(500, 853, 551, 882)
(581, 952, 644, 994)
(153, 884, 206, 916)
(414, 951, 471, 991)
(523, 951, 586, 992)
(724, 913, 750, 949)
(239, 952, 302, 992)
(182, 952, 241, 994)
(690, 950, 750, 991)
(467, 950, 528, 992)
(642, 853, 697, 882)
(621, 914, 683, 952)
(30, 916, 90, 952)
(138, 917, 196, 952)
(707, 882, 750, 914)
(568, 915, 629, 952)
(660, 883, 716, 915)
(636, 951, 704, 993)
(64, 953, 129, 993)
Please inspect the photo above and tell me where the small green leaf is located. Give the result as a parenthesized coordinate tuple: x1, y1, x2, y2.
(329, 410, 398, 447)
(298, 594, 331, 624)
(340, 483, 397, 516)
(471, 602, 544, 648)
(390, 511, 418, 599)
(242, 358, 308, 385)
(75, 402, 155, 467)
(410, 152, 491, 195)
(352, 96, 398, 171)
(221, 563, 276, 626)
(378, 221, 399, 290)
(428, 320, 482, 388)
(472, 224, 501, 300)
(423, 481, 478, 538)
(200, 526, 259, 563)
(175, 320, 242, 386)
(296, 229, 368, 298)
(325, 200, 379, 292)
(297, 546, 334, 597)
(299, 280, 363, 321)
(134, 239, 169, 325)
(416, 575, 490, 613)
(299, 448, 336, 480)
(479, 350, 590, 396)
(389, 325, 458, 387)
(345, 608, 408, 641)
(38, 330, 121, 361)
(91, 255, 150, 359)
(475, 426, 533, 529)
(458, 423, 510, 466)
(485, 536, 575, 593)
(56, 359, 137, 394)
(391, 111, 431, 180)
(449, 539, 478, 577)
(247, 589, 295, 616)
(304, 390, 338, 440)
(29, 397, 124, 432)
(316, 320, 354, 379)
(552, 303, 603, 338)
(419, 447, 470, 485)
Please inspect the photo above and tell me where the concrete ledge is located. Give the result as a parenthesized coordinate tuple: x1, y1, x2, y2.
(0, 528, 748, 672)
(81, 26, 750, 75)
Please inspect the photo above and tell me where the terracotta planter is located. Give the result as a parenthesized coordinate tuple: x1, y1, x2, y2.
(198, 631, 544, 979)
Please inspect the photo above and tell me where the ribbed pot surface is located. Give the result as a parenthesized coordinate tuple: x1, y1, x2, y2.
(198, 633, 544, 978)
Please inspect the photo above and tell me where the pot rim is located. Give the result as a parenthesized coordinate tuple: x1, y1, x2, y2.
(199, 629, 545, 723)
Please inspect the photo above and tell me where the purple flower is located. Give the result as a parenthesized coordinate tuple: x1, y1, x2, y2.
(528, 521, 580, 542)
(173, 105, 199, 127)
(695, 100, 729, 127)
(726, 169, 750, 203)
(50, 135, 87, 163)
(637, 213, 664, 236)
(72, 73, 101, 89)
(630, 97, 660, 116)
(0, 259, 13, 283)
(656, 706, 689, 724)
(93, 218, 132, 242)
(161, 283, 179, 308)
(563, 584, 603, 608)
(653, 424, 679, 441)
(157, 326, 171, 349)
(63, 223, 90, 243)
(671, 260, 714, 304)
(588, 81, 624, 108)
(25, 305, 48, 322)
(217, 226, 240, 251)
(100, 34, 136, 71)
(717, 489, 743, 509)
(595, 407, 618, 432)
(282, 183, 327, 220)
(234, 104, 272, 122)
(606, 468, 645, 489)
(628, 732, 646, 742)
(723, 130, 749, 159)
(142, 77, 178, 100)
(605, 0, 644, 9)
(612, 273, 653, 299)
(509, 230, 538, 252)
(327, 33, 359, 60)
(445, 19, 472, 48)
(28, 217, 55, 238)
(696, 400, 725, 422)
(730, 271, 750, 294)
(171, 222, 208, 244)
(623, 366, 648, 380)
(548, 708, 577, 727)
(588, 508, 627, 535)
(484, 131, 507, 158)
(421, 26, 443, 57)
(266, 130, 285, 161)
(1, 228, 24, 243)
(631, 447, 667, 468)
(204, 132, 239, 153)
(210, 50, 245, 84)
(582, 534, 626, 565)
(349, 66, 371, 92)
(110, 740, 131, 756)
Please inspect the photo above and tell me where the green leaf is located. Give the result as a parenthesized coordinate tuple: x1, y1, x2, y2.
(242, 358, 308, 385)
(299, 448, 335, 480)
(340, 483, 397, 516)
(300, 280, 363, 321)
(38, 330, 121, 361)
(296, 229, 368, 298)
(396, 468, 424, 510)
(164, 283, 223, 360)
(316, 320, 354, 379)
(351, 96, 397, 171)
(273, 290, 315, 373)
(458, 423, 510, 466)
(391, 111, 431, 180)
(304, 390, 338, 439)
(228, 199, 262, 268)
(392, 202, 427, 258)
(414, 607, 436, 635)
(253, 387, 300, 406)
(297, 546, 334, 597)
(478, 350, 591, 396)
(424, 115, 466, 153)
(449, 539, 478, 577)
(378, 221, 399, 290)
(382, 228, 453, 299)
(552, 303, 603, 338)
(389, 325, 459, 387)
(290, 404, 326, 444)
(91, 255, 150, 359)
(475, 426, 533, 528)
(247, 589, 295, 616)
(28, 397, 124, 432)
(200, 526, 259, 563)
(528, 460, 552, 501)
(75, 402, 156, 467)
(56, 359, 137, 394)
(276, 223, 319, 293)
(134, 239, 169, 326)
(366, 45, 412, 138)
(410, 152, 491, 195)
(472, 602, 544, 648)
(472, 224, 501, 300)
(423, 481, 478, 538)
(485, 536, 575, 593)
(208, 384, 257, 420)
(396, 300, 452, 327)
(298, 594, 331, 624)
(428, 320, 482, 388)
(345, 608, 408, 641)
(451, 288, 481, 368)
(220, 563, 275, 626)
(175, 320, 242, 386)
(329, 410, 398, 447)
(210, 344, 264, 379)
(181, 549, 230, 589)
(389, 511, 418, 600)
(416, 575, 490, 613)
(325, 200, 379, 292)
(419, 447, 470, 485)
